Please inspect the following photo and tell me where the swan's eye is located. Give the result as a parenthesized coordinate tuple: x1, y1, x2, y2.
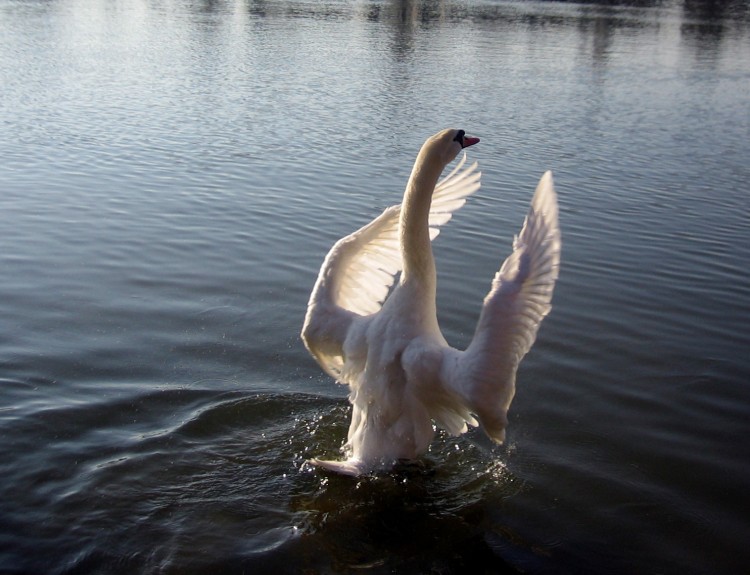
(453, 130, 466, 147)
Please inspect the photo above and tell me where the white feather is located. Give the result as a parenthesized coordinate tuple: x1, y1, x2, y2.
(301, 129, 560, 475)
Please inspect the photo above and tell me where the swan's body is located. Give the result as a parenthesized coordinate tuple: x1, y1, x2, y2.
(301, 129, 560, 476)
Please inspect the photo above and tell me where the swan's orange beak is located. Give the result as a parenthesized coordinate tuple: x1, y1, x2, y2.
(463, 135, 480, 148)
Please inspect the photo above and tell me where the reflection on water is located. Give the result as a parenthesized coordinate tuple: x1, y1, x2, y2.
(1, 0, 749, 573)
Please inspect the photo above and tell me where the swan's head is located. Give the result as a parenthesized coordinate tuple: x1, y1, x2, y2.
(423, 128, 480, 167)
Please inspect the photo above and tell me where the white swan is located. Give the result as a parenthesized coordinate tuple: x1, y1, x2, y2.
(301, 129, 560, 476)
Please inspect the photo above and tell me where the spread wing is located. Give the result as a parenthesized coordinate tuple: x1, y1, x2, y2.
(442, 171, 561, 442)
(301, 154, 481, 380)
(331, 153, 481, 316)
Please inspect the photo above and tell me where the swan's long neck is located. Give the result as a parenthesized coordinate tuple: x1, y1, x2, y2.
(399, 148, 444, 292)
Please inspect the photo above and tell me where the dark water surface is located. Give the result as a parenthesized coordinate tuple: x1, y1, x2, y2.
(1, 0, 749, 573)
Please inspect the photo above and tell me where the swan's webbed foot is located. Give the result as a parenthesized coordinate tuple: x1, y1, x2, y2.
(308, 458, 366, 477)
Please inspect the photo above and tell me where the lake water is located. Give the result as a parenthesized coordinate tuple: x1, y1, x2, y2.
(1, 0, 749, 573)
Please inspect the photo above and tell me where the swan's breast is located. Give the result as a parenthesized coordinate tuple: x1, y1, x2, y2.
(401, 337, 444, 389)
